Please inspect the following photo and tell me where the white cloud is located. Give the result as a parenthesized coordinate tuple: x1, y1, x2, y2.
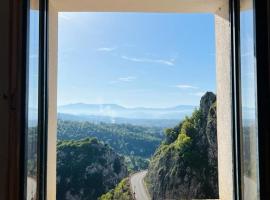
(97, 47, 117, 52)
(118, 76, 136, 82)
(121, 55, 175, 66)
(175, 84, 198, 89)
(190, 92, 205, 96)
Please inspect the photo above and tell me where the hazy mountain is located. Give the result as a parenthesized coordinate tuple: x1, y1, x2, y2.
(58, 103, 196, 120)
(58, 113, 179, 128)
(29, 104, 255, 128)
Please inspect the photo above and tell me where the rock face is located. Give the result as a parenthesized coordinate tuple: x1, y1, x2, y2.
(57, 138, 128, 200)
(145, 92, 218, 200)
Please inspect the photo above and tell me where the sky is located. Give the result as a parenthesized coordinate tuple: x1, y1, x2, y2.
(56, 12, 216, 108)
(28, 10, 39, 110)
(240, 10, 256, 110)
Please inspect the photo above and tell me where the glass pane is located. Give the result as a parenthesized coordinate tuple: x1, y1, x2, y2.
(240, 1, 260, 199)
(26, 2, 39, 200)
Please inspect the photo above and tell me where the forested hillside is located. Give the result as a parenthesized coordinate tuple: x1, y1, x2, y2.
(58, 121, 163, 171)
(99, 178, 133, 200)
(56, 92, 220, 200)
(145, 92, 218, 199)
(57, 138, 128, 200)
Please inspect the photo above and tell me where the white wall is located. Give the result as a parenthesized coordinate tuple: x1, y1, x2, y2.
(215, 1, 234, 199)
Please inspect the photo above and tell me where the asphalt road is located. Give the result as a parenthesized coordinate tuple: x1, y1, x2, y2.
(130, 170, 150, 200)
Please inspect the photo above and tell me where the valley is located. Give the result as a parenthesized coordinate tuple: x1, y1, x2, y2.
(56, 92, 220, 200)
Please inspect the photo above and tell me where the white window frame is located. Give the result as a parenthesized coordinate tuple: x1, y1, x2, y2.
(44, 1, 235, 199)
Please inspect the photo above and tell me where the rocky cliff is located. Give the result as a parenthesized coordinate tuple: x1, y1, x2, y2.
(57, 137, 128, 200)
(145, 92, 218, 199)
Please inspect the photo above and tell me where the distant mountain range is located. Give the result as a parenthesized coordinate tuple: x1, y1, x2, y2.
(57, 113, 180, 128)
(58, 103, 196, 120)
(27, 103, 196, 127)
(28, 103, 256, 128)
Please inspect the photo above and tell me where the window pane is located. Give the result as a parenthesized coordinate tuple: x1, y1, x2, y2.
(26, 2, 39, 200)
(240, 1, 260, 199)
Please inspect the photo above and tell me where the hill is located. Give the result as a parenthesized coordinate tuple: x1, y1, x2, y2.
(145, 92, 218, 199)
(57, 121, 163, 158)
(57, 121, 164, 171)
(57, 138, 128, 200)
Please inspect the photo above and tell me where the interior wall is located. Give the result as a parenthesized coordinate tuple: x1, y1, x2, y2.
(53, 0, 224, 12)
(47, 3, 58, 199)
(0, 0, 10, 199)
(215, 1, 234, 199)
(0, 0, 26, 199)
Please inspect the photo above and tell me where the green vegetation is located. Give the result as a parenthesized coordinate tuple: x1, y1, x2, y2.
(57, 137, 128, 200)
(56, 121, 165, 199)
(55, 92, 221, 200)
(146, 92, 218, 200)
(124, 156, 149, 172)
(99, 178, 133, 200)
(57, 121, 163, 171)
(27, 127, 38, 177)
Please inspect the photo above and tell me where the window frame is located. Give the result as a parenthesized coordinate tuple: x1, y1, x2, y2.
(230, 0, 270, 199)
(14, 0, 270, 199)
(230, 0, 242, 199)
(37, 0, 49, 198)
(21, 0, 49, 199)
(253, 0, 270, 198)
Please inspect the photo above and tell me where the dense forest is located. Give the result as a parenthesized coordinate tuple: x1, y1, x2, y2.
(56, 119, 166, 199)
(57, 121, 164, 171)
(57, 138, 128, 200)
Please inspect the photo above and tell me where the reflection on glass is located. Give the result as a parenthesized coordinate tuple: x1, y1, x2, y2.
(27, 4, 39, 200)
(240, 1, 260, 199)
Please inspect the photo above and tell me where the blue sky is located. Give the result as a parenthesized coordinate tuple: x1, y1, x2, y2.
(28, 10, 39, 110)
(57, 12, 216, 108)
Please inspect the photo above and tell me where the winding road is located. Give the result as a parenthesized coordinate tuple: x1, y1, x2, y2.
(130, 170, 150, 200)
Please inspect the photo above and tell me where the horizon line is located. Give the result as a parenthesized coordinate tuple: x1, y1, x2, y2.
(56, 102, 198, 109)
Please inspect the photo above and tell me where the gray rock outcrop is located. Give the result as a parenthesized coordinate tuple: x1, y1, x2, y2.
(145, 92, 218, 200)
